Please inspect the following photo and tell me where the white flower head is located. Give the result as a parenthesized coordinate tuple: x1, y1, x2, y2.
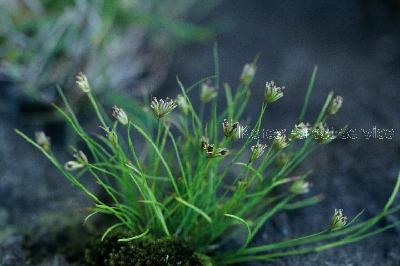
(200, 136, 229, 158)
(76, 72, 90, 93)
(331, 208, 347, 230)
(65, 150, 88, 171)
(35, 131, 50, 151)
(328, 95, 343, 115)
(150, 97, 177, 119)
(222, 119, 240, 139)
(112, 106, 129, 125)
(250, 142, 267, 162)
(312, 123, 334, 144)
(176, 94, 190, 115)
(73, 150, 89, 165)
(240, 63, 256, 85)
(289, 122, 310, 141)
(200, 81, 217, 103)
(273, 131, 289, 150)
(64, 161, 85, 171)
(289, 180, 311, 194)
(264, 81, 284, 103)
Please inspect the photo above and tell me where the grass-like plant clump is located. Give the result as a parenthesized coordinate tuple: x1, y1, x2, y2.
(17, 57, 400, 264)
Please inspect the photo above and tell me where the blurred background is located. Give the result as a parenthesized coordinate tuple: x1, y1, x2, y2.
(1, 0, 399, 265)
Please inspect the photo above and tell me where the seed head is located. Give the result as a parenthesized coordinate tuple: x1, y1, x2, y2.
(112, 106, 129, 125)
(222, 119, 240, 139)
(35, 131, 50, 151)
(64, 150, 88, 171)
(312, 123, 334, 144)
(73, 150, 89, 165)
(200, 136, 210, 150)
(150, 97, 177, 119)
(200, 136, 229, 158)
(76, 72, 90, 93)
(264, 81, 284, 103)
(213, 148, 229, 158)
(289, 180, 311, 194)
(250, 142, 267, 162)
(176, 94, 190, 115)
(331, 208, 347, 230)
(289, 122, 310, 141)
(200, 81, 217, 103)
(64, 161, 85, 171)
(328, 95, 343, 115)
(273, 131, 289, 150)
(240, 63, 256, 85)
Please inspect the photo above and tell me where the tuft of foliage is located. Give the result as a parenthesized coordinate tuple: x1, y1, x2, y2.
(17, 56, 400, 264)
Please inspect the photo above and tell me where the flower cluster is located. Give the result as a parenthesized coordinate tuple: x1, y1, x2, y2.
(200, 81, 217, 103)
(273, 131, 289, 150)
(328, 95, 343, 115)
(200, 136, 229, 158)
(76, 72, 91, 93)
(289, 122, 310, 141)
(150, 97, 177, 119)
(176, 94, 190, 115)
(112, 106, 129, 125)
(264, 81, 284, 103)
(35, 131, 51, 151)
(330, 208, 348, 230)
(312, 123, 334, 144)
(240, 63, 256, 86)
(249, 143, 267, 162)
(222, 119, 240, 139)
(64, 149, 89, 171)
(289, 179, 311, 194)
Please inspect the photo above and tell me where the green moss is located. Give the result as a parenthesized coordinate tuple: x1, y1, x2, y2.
(85, 233, 208, 266)
(23, 221, 209, 266)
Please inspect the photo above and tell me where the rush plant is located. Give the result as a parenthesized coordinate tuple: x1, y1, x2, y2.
(16, 59, 400, 264)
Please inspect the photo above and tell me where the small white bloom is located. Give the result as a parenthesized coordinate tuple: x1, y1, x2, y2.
(328, 95, 343, 115)
(289, 180, 311, 194)
(35, 131, 50, 151)
(176, 94, 190, 115)
(150, 97, 177, 119)
(200, 82, 217, 103)
(112, 106, 129, 125)
(222, 119, 240, 139)
(64, 161, 85, 171)
(64, 150, 88, 171)
(273, 131, 288, 150)
(264, 81, 284, 103)
(331, 208, 347, 230)
(289, 122, 310, 141)
(250, 142, 267, 162)
(73, 150, 89, 165)
(76, 72, 90, 93)
(312, 123, 334, 144)
(240, 63, 256, 85)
